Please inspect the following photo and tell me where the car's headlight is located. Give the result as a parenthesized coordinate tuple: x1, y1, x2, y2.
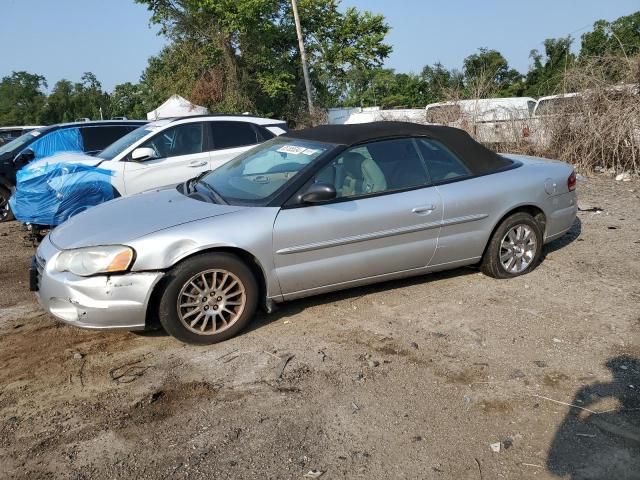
(55, 245, 134, 276)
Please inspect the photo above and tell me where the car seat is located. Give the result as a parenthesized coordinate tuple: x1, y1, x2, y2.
(339, 152, 387, 197)
(173, 126, 202, 156)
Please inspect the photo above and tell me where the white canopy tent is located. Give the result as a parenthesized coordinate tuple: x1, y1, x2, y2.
(146, 94, 209, 120)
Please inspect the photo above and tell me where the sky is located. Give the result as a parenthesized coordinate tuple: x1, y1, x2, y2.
(0, 0, 638, 92)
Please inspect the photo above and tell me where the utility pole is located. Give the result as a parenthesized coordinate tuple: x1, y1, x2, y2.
(291, 0, 313, 114)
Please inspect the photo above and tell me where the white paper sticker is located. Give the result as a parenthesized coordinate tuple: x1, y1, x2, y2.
(31, 130, 41, 137)
(277, 145, 308, 155)
(301, 148, 318, 155)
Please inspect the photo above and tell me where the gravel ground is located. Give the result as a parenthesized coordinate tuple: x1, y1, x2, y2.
(0, 175, 638, 480)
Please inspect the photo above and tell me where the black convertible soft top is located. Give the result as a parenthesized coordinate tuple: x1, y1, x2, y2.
(286, 121, 512, 175)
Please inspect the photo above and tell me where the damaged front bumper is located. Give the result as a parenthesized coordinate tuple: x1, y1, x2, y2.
(32, 235, 163, 330)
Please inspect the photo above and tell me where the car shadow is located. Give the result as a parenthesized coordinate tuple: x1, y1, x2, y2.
(137, 267, 479, 339)
(546, 355, 640, 479)
(542, 216, 582, 259)
(247, 266, 478, 333)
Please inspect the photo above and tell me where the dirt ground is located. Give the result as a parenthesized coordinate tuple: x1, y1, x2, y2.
(0, 175, 638, 480)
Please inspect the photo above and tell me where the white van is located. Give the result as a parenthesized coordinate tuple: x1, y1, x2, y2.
(532, 93, 583, 118)
(327, 107, 428, 125)
(425, 97, 536, 145)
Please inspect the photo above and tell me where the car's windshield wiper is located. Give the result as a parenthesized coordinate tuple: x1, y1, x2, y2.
(185, 170, 210, 194)
(195, 179, 227, 205)
(187, 170, 209, 190)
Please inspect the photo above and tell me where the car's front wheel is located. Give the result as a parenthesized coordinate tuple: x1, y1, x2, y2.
(0, 186, 14, 222)
(158, 253, 258, 345)
(481, 212, 543, 279)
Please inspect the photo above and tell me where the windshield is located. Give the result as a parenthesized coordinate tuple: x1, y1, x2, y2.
(0, 128, 47, 156)
(199, 137, 333, 205)
(535, 97, 582, 116)
(97, 124, 155, 160)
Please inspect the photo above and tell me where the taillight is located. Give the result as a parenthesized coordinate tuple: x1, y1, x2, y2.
(568, 171, 577, 191)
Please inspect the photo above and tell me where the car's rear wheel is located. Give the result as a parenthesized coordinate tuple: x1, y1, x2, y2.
(0, 186, 14, 222)
(481, 212, 543, 279)
(158, 253, 258, 345)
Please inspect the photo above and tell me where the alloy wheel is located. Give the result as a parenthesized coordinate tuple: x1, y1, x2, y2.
(499, 224, 537, 274)
(177, 269, 246, 335)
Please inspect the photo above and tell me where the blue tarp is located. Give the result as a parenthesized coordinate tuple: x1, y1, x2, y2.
(29, 127, 84, 159)
(9, 162, 115, 226)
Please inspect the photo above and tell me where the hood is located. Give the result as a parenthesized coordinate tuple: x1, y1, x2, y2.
(25, 152, 102, 172)
(50, 187, 245, 249)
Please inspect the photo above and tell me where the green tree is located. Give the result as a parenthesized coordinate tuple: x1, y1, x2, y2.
(40, 73, 111, 123)
(524, 37, 575, 96)
(341, 68, 427, 108)
(72, 72, 111, 120)
(421, 62, 464, 102)
(110, 82, 147, 119)
(135, 0, 392, 121)
(462, 48, 523, 98)
(138, 39, 223, 114)
(580, 12, 640, 58)
(0, 71, 47, 126)
(40, 79, 75, 123)
(578, 12, 640, 83)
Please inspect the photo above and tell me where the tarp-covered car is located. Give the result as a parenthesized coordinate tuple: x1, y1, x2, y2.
(0, 120, 145, 221)
(10, 160, 115, 226)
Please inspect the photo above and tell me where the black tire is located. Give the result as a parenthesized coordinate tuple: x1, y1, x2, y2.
(158, 252, 258, 345)
(481, 212, 543, 279)
(0, 185, 14, 222)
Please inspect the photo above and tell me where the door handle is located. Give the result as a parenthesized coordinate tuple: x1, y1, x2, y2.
(412, 205, 435, 215)
(189, 160, 207, 167)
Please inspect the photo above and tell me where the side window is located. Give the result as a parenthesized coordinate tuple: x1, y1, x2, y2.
(417, 139, 470, 182)
(29, 128, 84, 159)
(312, 138, 430, 200)
(140, 122, 204, 159)
(256, 125, 275, 141)
(426, 105, 462, 124)
(209, 121, 259, 150)
(81, 126, 138, 153)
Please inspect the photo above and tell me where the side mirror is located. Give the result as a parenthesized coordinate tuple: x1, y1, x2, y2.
(130, 147, 157, 162)
(14, 148, 35, 166)
(301, 182, 336, 204)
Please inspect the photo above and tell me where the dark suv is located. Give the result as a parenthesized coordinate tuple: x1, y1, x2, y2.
(0, 126, 41, 146)
(0, 120, 146, 221)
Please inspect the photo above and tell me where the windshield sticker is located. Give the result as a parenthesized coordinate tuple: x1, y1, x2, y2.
(301, 148, 318, 155)
(277, 145, 307, 155)
(31, 131, 41, 137)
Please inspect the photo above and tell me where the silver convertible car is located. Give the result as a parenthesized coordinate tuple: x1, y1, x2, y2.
(31, 122, 577, 344)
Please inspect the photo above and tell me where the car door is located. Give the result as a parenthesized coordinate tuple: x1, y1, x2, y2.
(415, 138, 494, 266)
(272, 138, 443, 297)
(208, 121, 262, 170)
(122, 122, 208, 195)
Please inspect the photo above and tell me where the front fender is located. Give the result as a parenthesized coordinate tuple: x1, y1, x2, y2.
(128, 207, 283, 298)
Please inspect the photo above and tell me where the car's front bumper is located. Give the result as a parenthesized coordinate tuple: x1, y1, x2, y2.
(32, 236, 164, 330)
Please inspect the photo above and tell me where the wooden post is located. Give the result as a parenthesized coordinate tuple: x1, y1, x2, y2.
(291, 0, 313, 113)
